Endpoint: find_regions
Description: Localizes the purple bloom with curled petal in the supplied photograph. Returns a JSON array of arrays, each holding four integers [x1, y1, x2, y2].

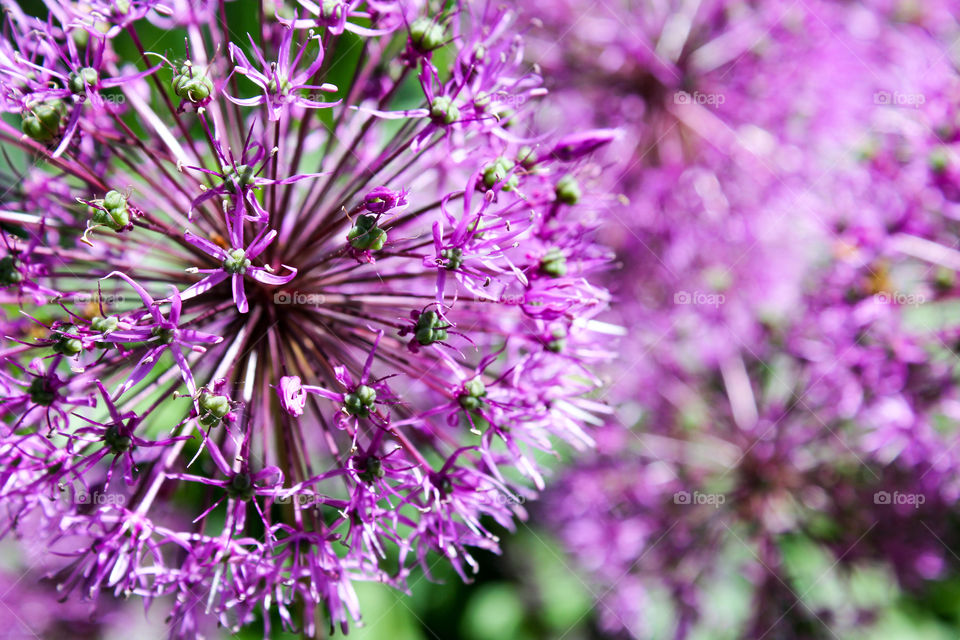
[[226, 27, 339, 120], [182, 227, 296, 313]]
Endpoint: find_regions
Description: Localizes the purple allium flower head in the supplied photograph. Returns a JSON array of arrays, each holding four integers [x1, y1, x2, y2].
[[0, 2, 614, 636]]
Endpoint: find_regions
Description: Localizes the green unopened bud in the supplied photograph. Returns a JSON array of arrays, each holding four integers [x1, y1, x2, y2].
[[221, 164, 255, 194], [344, 384, 377, 417], [348, 214, 387, 251], [440, 247, 463, 270], [199, 392, 231, 426], [226, 472, 255, 500], [555, 174, 581, 205], [0, 256, 23, 286], [52, 327, 83, 357], [173, 64, 213, 103], [517, 145, 539, 168], [430, 96, 460, 125], [458, 377, 486, 410], [482, 157, 517, 191], [356, 456, 385, 483], [414, 310, 448, 345], [540, 247, 567, 277], [92, 190, 131, 232], [28, 377, 56, 406], [409, 17, 445, 53], [104, 424, 133, 454], [222, 248, 251, 275], [21, 100, 65, 142], [91, 315, 119, 334], [68, 67, 99, 93]]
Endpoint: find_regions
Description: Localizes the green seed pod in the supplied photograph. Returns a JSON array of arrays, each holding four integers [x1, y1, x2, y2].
[[440, 247, 463, 270], [21, 101, 65, 142], [68, 67, 99, 94], [344, 384, 377, 417], [409, 17, 445, 53], [53, 328, 83, 357], [104, 424, 133, 454], [91, 315, 119, 334], [173, 64, 214, 104], [222, 248, 251, 275], [540, 247, 567, 278], [555, 174, 581, 205], [429, 96, 460, 125], [356, 456, 385, 483], [482, 157, 518, 191], [226, 472, 255, 500], [458, 377, 487, 410], [517, 145, 539, 168], [199, 392, 232, 426], [28, 377, 56, 406], [348, 214, 387, 251]]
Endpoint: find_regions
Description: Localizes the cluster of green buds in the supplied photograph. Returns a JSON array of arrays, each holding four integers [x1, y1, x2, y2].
[[0, 256, 23, 286], [199, 391, 232, 427], [355, 455, 385, 484], [555, 174, 581, 205], [21, 98, 66, 142], [83, 190, 132, 246], [440, 247, 463, 270], [91, 315, 120, 349], [173, 62, 214, 105], [222, 248, 251, 275], [94, 190, 131, 230], [414, 310, 448, 346], [457, 377, 487, 411], [226, 472, 255, 501], [67, 67, 99, 94], [343, 385, 377, 418], [348, 214, 387, 251], [430, 96, 460, 125], [539, 247, 567, 277], [52, 325, 83, 357], [221, 164, 256, 194], [482, 157, 518, 191], [409, 17, 445, 53]]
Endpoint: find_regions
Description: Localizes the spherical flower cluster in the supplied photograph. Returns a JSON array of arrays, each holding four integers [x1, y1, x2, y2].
[[0, 2, 614, 636], [526, 1, 960, 638]]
